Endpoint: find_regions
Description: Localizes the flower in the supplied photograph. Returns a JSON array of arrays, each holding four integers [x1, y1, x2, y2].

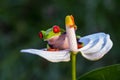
[[65, 15, 78, 52], [21, 32, 113, 62], [20, 15, 113, 62]]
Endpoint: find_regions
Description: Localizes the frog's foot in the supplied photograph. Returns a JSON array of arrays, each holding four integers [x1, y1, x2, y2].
[[77, 42, 83, 49], [47, 48, 59, 51]]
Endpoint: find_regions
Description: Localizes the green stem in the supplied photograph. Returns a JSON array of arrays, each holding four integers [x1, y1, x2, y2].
[[71, 52, 77, 80]]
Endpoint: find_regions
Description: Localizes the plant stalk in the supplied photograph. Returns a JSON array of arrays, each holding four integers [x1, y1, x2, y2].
[[71, 52, 77, 80]]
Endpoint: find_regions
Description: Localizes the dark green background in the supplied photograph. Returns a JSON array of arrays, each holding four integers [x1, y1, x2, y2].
[[0, 0, 120, 80]]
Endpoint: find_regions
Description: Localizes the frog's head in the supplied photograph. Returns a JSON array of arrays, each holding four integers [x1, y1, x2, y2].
[[38, 25, 64, 41]]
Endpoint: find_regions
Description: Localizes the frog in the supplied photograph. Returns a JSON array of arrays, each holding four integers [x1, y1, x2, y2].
[[38, 25, 83, 51]]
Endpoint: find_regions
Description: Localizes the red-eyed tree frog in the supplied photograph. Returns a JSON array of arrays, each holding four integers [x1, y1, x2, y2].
[[38, 25, 83, 51]]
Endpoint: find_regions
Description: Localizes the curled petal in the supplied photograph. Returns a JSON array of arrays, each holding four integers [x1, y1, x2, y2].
[[78, 33, 113, 61], [66, 27, 78, 52], [65, 15, 78, 52], [21, 49, 70, 62], [79, 33, 105, 53]]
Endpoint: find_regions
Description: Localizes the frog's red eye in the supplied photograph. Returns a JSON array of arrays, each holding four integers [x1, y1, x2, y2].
[[38, 32, 43, 39], [53, 25, 60, 33]]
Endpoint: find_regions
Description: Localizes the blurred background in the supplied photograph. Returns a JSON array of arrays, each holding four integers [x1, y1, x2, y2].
[[0, 0, 120, 80]]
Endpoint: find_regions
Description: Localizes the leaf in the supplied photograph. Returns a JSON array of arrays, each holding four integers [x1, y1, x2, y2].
[[78, 64, 120, 80]]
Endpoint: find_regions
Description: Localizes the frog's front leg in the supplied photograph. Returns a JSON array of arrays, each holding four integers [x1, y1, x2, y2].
[[77, 42, 83, 48], [77, 36, 84, 49], [47, 44, 59, 51]]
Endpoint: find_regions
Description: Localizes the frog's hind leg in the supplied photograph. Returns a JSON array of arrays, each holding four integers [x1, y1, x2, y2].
[[47, 44, 59, 51]]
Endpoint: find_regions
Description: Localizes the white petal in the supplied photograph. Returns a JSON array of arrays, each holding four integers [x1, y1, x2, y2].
[[66, 26, 78, 52], [20, 49, 70, 62], [79, 33, 105, 53], [78, 33, 113, 61]]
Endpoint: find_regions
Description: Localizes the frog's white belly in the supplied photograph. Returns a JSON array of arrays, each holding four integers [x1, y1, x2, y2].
[[48, 34, 69, 49]]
